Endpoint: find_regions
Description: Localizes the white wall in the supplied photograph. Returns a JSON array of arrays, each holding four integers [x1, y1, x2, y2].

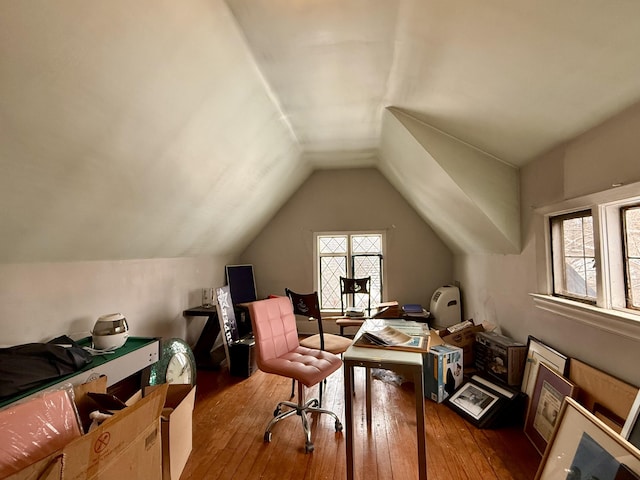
[[240, 167, 454, 333], [0, 255, 234, 347], [455, 101, 640, 387]]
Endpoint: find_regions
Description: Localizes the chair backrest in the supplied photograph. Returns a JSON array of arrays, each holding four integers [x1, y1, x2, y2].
[[285, 289, 325, 350], [248, 297, 300, 369], [340, 276, 371, 315]]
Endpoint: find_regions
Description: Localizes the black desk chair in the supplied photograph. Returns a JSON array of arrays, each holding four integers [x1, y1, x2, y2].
[[285, 288, 352, 404], [336, 276, 371, 336]]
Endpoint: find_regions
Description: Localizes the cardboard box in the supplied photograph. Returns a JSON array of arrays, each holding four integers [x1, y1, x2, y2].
[[9, 380, 168, 480], [439, 324, 484, 367], [146, 384, 196, 480], [423, 344, 463, 403]]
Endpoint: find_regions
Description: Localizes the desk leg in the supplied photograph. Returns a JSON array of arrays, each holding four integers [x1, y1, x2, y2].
[[192, 314, 224, 369], [344, 362, 355, 480], [414, 366, 427, 480], [365, 366, 372, 427]]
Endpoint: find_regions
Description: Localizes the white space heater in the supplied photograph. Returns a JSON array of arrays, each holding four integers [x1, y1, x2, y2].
[[429, 285, 461, 329]]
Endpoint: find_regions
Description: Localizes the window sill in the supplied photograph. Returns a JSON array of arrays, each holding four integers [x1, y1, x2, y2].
[[530, 294, 640, 342]]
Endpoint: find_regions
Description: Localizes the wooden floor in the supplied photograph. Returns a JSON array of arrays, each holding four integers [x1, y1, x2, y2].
[[181, 366, 541, 480]]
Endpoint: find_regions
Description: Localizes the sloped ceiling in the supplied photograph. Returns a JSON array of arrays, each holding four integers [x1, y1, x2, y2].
[[2, 0, 640, 263]]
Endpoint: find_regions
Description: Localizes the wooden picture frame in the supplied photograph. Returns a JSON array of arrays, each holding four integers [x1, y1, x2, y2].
[[525, 362, 578, 455], [622, 390, 640, 450], [536, 397, 640, 479], [521, 335, 568, 399]]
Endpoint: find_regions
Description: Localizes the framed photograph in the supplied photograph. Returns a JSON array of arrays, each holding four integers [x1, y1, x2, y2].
[[449, 381, 499, 419], [536, 397, 640, 480], [521, 335, 568, 398], [622, 390, 640, 450], [446, 374, 523, 429], [525, 362, 578, 454]]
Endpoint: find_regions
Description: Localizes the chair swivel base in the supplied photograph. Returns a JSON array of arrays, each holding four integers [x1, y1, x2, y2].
[[263, 383, 343, 453]]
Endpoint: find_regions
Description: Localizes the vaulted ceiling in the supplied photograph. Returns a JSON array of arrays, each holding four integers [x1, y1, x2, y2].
[[2, 0, 640, 263]]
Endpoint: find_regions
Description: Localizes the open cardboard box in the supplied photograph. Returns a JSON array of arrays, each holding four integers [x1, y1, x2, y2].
[[145, 384, 196, 480], [439, 324, 485, 368], [8, 378, 168, 480]]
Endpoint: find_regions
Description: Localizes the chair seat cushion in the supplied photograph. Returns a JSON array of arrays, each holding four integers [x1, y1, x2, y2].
[[299, 334, 352, 355], [335, 318, 365, 328], [258, 346, 342, 387]]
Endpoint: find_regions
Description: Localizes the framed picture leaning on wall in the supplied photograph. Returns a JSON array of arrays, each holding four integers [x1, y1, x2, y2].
[[521, 335, 569, 400], [622, 390, 640, 450], [525, 362, 578, 455], [536, 397, 640, 480]]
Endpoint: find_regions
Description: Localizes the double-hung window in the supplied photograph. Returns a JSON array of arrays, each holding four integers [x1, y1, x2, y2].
[[315, 232, 384, 312], [536, 184, 640, 339]]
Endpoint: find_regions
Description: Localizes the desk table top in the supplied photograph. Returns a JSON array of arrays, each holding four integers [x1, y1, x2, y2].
[[344, 319, 427, 366]]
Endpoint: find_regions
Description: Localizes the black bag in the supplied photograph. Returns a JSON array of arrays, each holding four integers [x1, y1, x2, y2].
[[0, 336, 92, 399]]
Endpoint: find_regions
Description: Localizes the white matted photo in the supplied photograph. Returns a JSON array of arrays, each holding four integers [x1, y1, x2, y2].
[[449, 381, 499, 420], [521, 336, 568, 399], [525, 362, 578, 455]]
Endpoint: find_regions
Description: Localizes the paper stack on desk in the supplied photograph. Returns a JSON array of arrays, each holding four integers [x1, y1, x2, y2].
[[354, 323, 436, 353]]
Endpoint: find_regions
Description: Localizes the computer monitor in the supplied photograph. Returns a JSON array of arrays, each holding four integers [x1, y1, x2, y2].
[[225, 264, 257, 304]]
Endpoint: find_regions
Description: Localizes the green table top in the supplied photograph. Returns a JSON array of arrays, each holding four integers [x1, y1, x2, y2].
[[0, 336, 158, 409]]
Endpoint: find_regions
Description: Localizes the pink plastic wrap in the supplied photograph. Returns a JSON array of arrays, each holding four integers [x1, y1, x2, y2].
[[0, 385, 82, 478]]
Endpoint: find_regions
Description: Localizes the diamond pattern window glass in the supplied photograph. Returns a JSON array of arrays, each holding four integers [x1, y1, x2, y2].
[[319, 236, 347, 254], [317, 233, 384, 311]]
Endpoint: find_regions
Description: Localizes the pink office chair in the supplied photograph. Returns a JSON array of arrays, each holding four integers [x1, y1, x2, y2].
[[248, 296, 344, 453]]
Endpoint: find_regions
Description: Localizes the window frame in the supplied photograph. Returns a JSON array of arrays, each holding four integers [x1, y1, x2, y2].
[[314, 231, 386, 312], [532, 182, 640, 342], [550, 209, 598, 305], [621, 204, 640, 311]]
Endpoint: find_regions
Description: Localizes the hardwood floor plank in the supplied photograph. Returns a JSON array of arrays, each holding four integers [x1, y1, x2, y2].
[[182, 365, 540, 480]]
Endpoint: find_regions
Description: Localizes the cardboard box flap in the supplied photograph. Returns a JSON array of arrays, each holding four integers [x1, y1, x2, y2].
[[62, 383, 168, 479], [145, 384, 193, 410]]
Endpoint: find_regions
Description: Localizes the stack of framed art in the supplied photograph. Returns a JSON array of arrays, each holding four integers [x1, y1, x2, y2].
[[521, 336, 575, 454], [519, 335, 640, 480], [443, 328, 640, 467], [536, 397, 640, 479]]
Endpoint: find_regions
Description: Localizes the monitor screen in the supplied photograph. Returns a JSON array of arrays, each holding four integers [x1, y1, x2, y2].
[[225, 264, 257, 304]]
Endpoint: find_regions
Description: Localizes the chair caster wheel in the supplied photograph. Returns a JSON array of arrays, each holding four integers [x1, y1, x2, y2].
[[305, 442, 314, 454], [264, 432, 272, 443], [273, 407, 281, 417], [335, 421, 343, 432]]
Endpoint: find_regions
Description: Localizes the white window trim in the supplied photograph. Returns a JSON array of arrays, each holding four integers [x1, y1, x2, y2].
[[313, 230, 387, 312], [533, 181, 640, 342], [530, 293, 640, 341]]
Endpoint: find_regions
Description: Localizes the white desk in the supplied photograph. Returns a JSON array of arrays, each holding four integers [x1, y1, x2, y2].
[[343, 320, 427, 480]]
